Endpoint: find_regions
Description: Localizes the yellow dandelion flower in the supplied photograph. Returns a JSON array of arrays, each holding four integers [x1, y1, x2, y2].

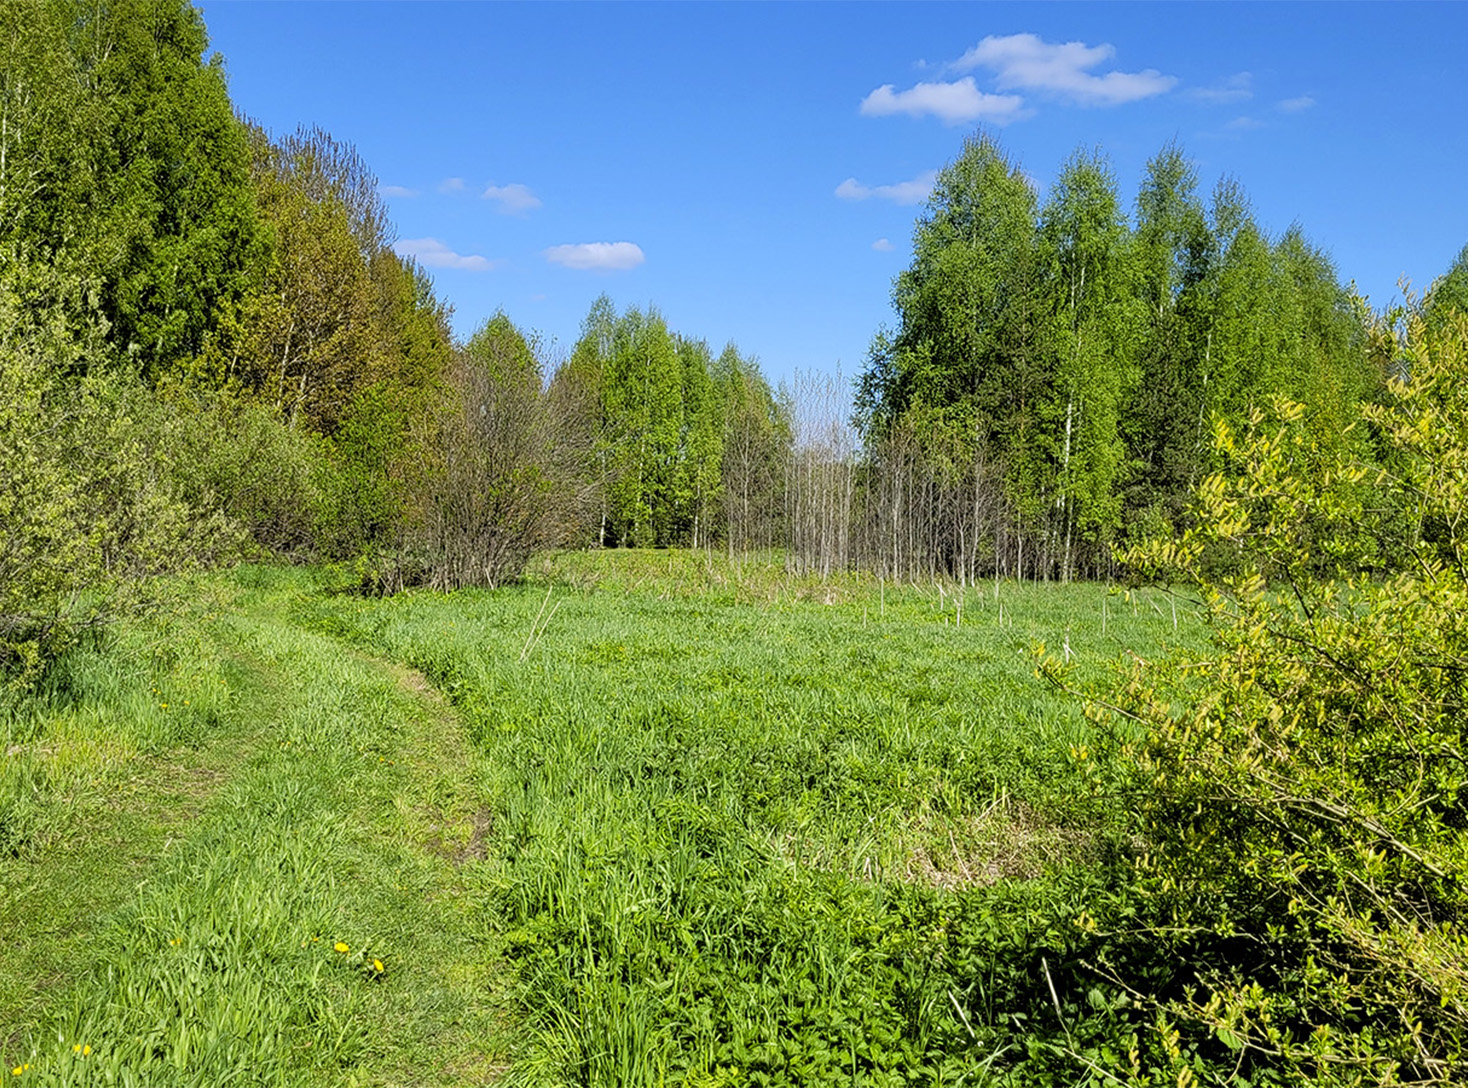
[[334, 941, 349, 953], [12, 1066, 22, 1076], [73, 1045, 81, 1053], [372, 959, 384, 973], [82, 1047, 90, 1057]]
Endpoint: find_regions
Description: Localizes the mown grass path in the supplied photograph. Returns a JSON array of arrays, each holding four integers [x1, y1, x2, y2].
[[1, 571, 510, 1086]]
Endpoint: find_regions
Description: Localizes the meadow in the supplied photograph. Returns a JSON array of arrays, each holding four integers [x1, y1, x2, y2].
[[1, 550, 1193, 1086]]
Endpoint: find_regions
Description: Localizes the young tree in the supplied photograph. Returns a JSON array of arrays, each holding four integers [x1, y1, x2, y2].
[[676, 336, 723, 548], [409, 314, 559, 589], [715, 344, 789, 552], [1124, 142, 1211, 530]]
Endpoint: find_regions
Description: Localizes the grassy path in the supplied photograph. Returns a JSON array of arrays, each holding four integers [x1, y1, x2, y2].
[[1, 571, 509, 1086]]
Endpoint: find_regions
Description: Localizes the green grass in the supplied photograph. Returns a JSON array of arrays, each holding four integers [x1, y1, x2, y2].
[[2, 551, 1198, 1086], [2, 568, 507, 1087], [301, 550, 1193, 1085]]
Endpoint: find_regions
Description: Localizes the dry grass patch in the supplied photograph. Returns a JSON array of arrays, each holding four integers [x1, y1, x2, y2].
[[901, 792, 1100, 890]]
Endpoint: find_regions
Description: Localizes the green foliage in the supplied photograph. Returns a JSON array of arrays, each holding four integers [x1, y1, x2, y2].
[[0, 0, 268, 374], [1089, 314, 1468, 1084], [559, 299, 778, 551], [1424, 241, 1468, 332], [390, 313, 570, 591], [0, 265, 236, 686], [1038, 149, 1142, 570], [859, 134, 1377, 581], [715, 343, 791, 551]]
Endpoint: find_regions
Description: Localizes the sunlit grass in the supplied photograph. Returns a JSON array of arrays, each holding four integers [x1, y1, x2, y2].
[[2, 551, 1199, 1086], [302, 549, 1195, 1084]]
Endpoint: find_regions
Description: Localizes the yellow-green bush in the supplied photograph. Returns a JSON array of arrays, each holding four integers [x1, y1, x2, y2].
[[1099, 313, 1468, 1084]]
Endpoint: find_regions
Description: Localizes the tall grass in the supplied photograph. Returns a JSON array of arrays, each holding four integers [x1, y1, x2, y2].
[[4, 552, 1197, 1084], [303, 549, 1193, 1085]]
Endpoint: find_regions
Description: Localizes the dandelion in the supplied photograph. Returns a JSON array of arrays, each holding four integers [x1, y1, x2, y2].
[[334, 941, 349, 953], [83, 1047, 90, 1057], [372, 958, 384, 973]]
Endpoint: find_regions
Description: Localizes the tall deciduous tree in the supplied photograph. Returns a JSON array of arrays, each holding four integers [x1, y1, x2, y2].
[[1038, 149, 1140, 578]]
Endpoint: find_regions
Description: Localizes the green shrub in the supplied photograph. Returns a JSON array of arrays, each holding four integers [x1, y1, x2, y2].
[[1092, 313, 1468, 1085], [0, 266, 237, 688]]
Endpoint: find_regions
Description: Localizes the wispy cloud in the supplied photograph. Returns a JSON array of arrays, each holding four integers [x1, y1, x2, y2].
[[379, 184, 419, 199], [1278, 95, 1316, 113], [1191, 72, 1253, 105], [394, 237, 498, 272], [860, 78, 1026, 125], [872, 238, 894, 252], [482, 183, 542, 214], [544, 242, 645, 272], [835, 170, 937, 206], [951, 33, 1176, 106], [438, 177, 467, 194], [1225, 115, 1266, 132]]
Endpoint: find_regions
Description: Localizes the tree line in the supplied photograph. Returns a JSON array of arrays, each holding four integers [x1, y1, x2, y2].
[[5, 0, 1468, 681], [811, 133, 1442, 584], [0, 0, 796, 677]]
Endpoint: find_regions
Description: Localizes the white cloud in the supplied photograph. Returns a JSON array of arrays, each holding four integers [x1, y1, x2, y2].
[[482, 183, 542, 214], [1225, 115, 1265, 131], [872, 238, 894, 252], [393, 237, 497, 272], [860, 78, 1026, 125], [952, 33, 1176, 106], [1278, 95, 1316, 112], [835, 170, 938, 206], [1191, 72, 1253, 104], [379, 184, 419, 198], [438, 177, 467, 194], [544, 242, 645, 272]]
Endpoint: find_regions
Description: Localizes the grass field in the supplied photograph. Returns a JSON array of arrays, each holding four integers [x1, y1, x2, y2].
[[2, 551, 1195, 1086]]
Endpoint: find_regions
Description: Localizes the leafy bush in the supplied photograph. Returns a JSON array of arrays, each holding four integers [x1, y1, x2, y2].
[[1092, 313, 1468, 1085], [392, 314, 585, 592], [0, 267, 237, 688]]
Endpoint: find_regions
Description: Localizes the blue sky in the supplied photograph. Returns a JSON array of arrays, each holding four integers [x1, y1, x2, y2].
[[201, 2, 1468, 384]]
